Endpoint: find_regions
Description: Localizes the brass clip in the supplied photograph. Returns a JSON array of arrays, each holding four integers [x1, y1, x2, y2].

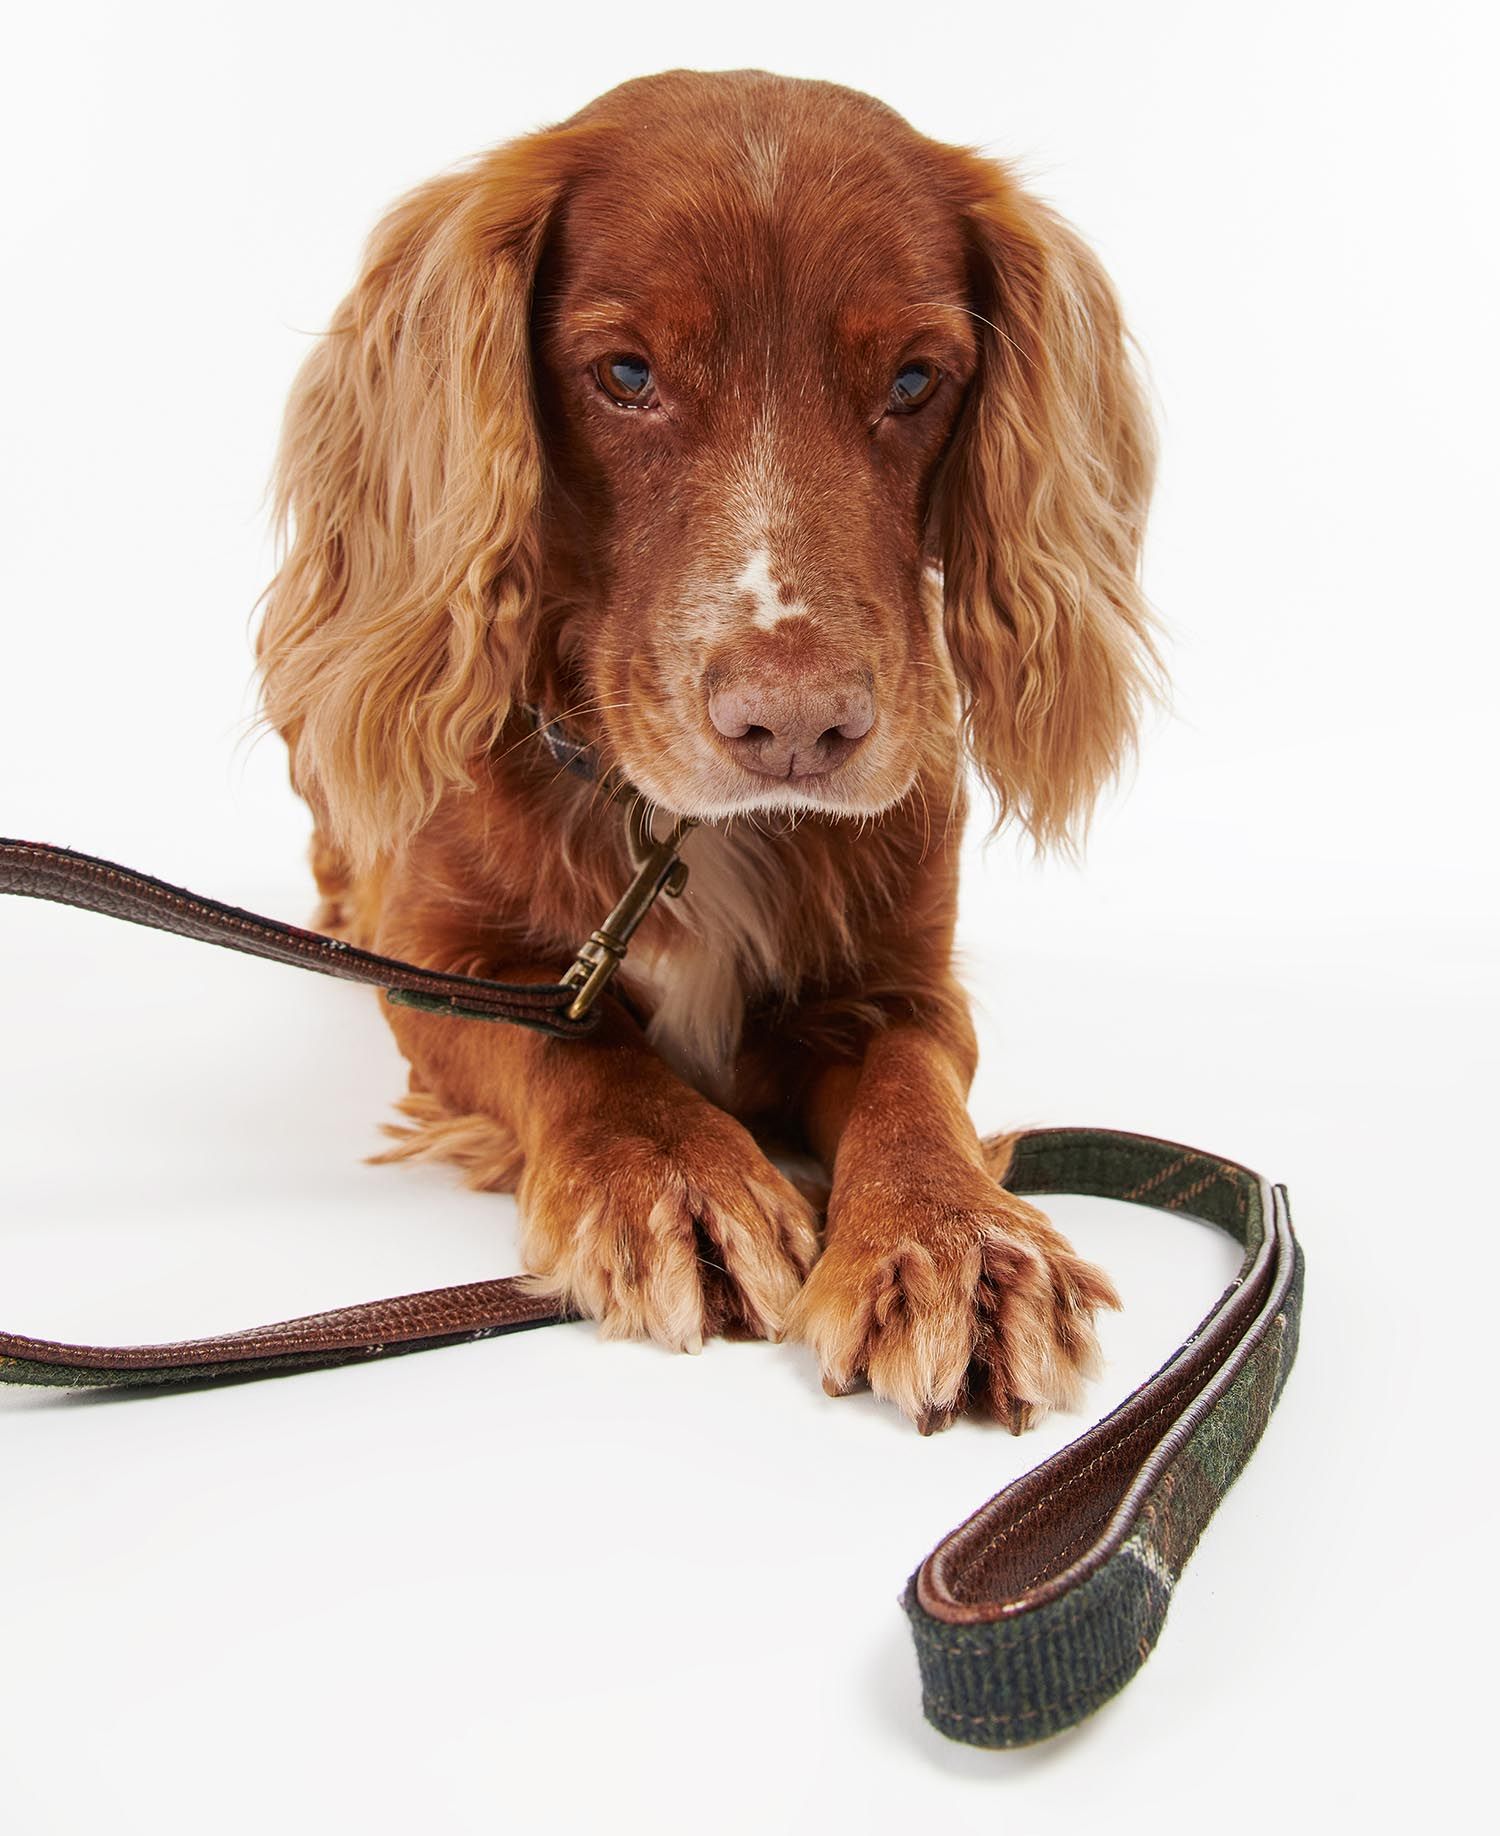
[[561, 797, 697, 1021]]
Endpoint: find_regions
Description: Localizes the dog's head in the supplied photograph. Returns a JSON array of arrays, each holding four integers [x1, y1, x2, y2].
[[260, 69, 1157, 864]]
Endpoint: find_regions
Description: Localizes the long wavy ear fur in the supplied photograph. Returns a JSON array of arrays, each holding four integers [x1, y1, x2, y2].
[[256, 126, 588, 868], [931, 152, 1160, 849]]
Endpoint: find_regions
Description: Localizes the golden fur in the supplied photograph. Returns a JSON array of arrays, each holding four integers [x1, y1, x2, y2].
[[257, 69, 1157, 1431]]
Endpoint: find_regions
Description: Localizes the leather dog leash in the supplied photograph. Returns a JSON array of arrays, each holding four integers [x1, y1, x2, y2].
[[0, 834, 1303, 1747], [0, 819, 692, 1034]]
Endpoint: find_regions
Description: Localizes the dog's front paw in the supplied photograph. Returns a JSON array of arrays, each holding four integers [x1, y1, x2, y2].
[[516, 1107, 820, 1351], [786, 1169, 1119, 1433]]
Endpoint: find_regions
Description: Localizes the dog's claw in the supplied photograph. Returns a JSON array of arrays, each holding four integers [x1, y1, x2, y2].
[[915, 1403, 960, 1436], [1005, 1396, 1033, 1436]]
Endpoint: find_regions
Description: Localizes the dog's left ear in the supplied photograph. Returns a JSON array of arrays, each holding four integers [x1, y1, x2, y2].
[[929, 153, 1159, 847]]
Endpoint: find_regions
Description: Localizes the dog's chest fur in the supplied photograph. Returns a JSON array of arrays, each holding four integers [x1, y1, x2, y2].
[[621, 824, 800, 1102]]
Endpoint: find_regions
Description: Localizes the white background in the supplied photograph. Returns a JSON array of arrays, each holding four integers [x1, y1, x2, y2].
[[2, 2, 1494, 1828]]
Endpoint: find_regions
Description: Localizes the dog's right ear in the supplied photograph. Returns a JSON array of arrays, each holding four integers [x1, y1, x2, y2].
[[257, 124, 590, 869]]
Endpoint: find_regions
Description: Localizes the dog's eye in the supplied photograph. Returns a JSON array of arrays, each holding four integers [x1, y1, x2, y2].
[[889, 361, 940, 412], [597, 355, 656, 407]]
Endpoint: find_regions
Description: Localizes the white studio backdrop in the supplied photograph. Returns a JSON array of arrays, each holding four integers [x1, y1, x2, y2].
[[1, 3, 1494, 1830]]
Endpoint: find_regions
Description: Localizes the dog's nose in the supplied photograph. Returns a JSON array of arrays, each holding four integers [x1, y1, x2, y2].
[[707, 671, 875, 779]]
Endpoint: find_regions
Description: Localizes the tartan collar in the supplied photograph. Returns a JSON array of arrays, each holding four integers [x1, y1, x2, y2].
[[522, 704, 602, 784]]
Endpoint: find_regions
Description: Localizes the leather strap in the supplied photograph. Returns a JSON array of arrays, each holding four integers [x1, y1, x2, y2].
[[0, 839, 1303, 1747], [0, 1277, 568, 1389], [0, 837, 596, 1037]]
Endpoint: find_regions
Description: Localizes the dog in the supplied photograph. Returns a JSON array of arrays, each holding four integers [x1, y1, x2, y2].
[[256, 68, 1158, 1433]]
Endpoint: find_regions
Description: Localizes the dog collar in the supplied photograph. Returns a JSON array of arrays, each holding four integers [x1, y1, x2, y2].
[[518, 705, 704, 1018], [522, 703, 603, 784]]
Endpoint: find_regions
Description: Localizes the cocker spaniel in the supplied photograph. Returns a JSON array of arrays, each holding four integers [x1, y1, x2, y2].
[[257, 68, 1158, 1433]]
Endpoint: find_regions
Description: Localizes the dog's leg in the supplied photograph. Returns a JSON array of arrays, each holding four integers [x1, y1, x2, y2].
[[383, 989, 819, 1348], [787, 1018, 1119, 1432]]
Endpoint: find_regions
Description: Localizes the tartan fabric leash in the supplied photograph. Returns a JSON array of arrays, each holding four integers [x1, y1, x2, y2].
[[0, 834, 1303, 1748]]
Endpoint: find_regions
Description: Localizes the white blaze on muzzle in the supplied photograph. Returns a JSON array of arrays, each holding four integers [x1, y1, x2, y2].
[[734, 544, 812, 631]]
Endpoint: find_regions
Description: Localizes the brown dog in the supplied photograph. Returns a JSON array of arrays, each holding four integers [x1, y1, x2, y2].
[[257, 68, 1157, 1433]]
